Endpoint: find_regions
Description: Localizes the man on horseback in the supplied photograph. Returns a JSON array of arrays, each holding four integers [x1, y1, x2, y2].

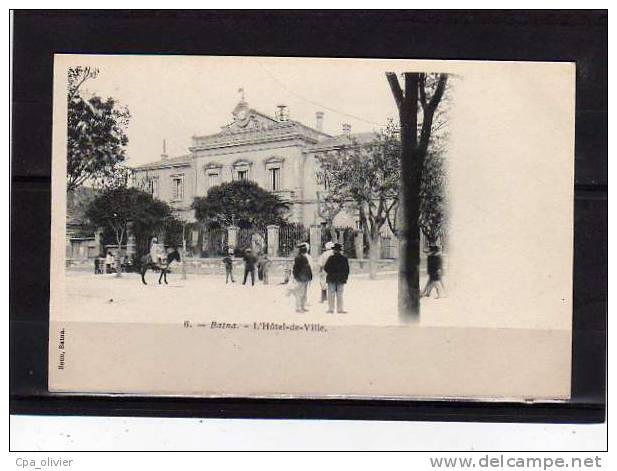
[[141, 238, 181, 285], [149, 237, 163, 266], [141, 244, 180, 285]]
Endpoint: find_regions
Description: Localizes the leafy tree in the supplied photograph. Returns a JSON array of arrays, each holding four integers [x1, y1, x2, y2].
[[66, 186, 98, 237], [67, 67, 131, 191], [191, 180, 290, 230], [316, 126, 400, 279], [419, 149, 447, 247], [162, 217, 186, 248], [386, 146, 448, 248], [85, 187, 179, 275], [315, 188, 343, 243], [132, 169, 155, 194], [386, 71, 450, 320], [68, 66, 99, 100]]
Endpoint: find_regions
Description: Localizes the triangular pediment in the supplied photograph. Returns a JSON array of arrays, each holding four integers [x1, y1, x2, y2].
[[190, 100, 331, 151], [221, 107, 279, 134]]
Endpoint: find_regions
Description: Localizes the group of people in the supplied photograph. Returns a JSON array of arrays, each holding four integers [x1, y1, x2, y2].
[[222, 248, 273, 285], [100, 235, 445, 306], [94, 251, 130, 274], [95, 237, 167, 275], [222, 241, 350, 314], [293, 241, 350, 314]]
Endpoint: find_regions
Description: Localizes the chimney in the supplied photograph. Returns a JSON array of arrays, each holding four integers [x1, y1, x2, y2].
[[315, 111, 324, 132], [276, 104, 288, 122], [342, 123, 351, 135], [161, 139, 168, 161]]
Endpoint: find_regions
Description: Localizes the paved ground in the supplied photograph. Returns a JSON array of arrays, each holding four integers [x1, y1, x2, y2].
[[57, 268, 453, 327]]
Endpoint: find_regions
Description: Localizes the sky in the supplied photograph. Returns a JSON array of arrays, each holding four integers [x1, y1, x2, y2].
[[68, 55, 411, 167]]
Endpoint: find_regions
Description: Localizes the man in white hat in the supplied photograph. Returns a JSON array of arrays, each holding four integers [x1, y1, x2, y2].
[[317, 241, 335, 303], [223, 247, 235, 284]]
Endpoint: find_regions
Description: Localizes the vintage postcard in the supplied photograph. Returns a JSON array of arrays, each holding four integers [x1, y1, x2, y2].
[[49, 55, 574, 399]]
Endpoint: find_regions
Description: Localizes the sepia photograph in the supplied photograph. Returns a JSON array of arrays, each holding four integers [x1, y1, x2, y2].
[[49, 55, 574, 399], [61, 57, 455, 326]]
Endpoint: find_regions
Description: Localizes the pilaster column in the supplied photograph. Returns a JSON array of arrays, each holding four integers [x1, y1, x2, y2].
[[227, 226, 239, 250], [309, 225, 322, 258], [267, 225, 280, 257], [354, 230, 365, 260], [293, 187, 304, 223], [391, 237, 400, 260]]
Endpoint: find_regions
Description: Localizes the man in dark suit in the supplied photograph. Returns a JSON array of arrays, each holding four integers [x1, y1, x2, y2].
[[242, 248, 258, 286], [421, 245, 445, 298], [323, 243, 350, 313], [292, 243, 312, 312]]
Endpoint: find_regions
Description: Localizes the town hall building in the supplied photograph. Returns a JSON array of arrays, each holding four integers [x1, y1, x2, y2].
[[132, 98, 377, 230]]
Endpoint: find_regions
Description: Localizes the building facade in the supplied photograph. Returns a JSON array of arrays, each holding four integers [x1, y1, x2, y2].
[[133, 99, 372, 229]]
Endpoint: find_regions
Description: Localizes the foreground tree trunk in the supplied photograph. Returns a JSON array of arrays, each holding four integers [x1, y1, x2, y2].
[[397, 73, 421, 321], [386, 72, 421, 320], [387, 72, 448, 322]]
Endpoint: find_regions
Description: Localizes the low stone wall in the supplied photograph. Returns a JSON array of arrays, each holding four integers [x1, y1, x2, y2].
[[66, 258, 97, 270], [179, 257, 397, 276], [66, 256, 399, 275]]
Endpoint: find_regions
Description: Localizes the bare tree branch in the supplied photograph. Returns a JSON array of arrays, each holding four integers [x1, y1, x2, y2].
[[386, 72, 404, 109], [427, 74, 448, 114], [419, 74, 449, 152], [418, 73, 428, 110]]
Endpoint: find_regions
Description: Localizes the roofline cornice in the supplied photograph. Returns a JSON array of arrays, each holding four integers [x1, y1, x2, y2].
[[133, 161, 192, 171], [189, 132, 320, 152]]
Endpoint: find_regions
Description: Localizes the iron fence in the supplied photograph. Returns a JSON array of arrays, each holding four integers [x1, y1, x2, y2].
[[201, 227, 228, 257], [333, 226, 357, 258], [380, 235, 399, 259], [279, 224, 309, 257], [237, 227, 267, 255]]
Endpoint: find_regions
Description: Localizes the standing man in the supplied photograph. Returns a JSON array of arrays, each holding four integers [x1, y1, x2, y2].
[[261, 254, 272, 285], [317, 241, 335, 303], [242, 248, 258, 286], [223, 248, 235, 284], [324, 243, 350, 314], [292, 243, 313, 313], [257, 253, 264, 282], [421, 245, 446, 298]]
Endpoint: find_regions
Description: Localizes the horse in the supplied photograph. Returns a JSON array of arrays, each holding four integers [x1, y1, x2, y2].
[[140, 249, 181, 285]]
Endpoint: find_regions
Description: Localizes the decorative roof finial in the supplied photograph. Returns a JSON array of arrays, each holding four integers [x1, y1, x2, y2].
[[238, 87, 245, 102]]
